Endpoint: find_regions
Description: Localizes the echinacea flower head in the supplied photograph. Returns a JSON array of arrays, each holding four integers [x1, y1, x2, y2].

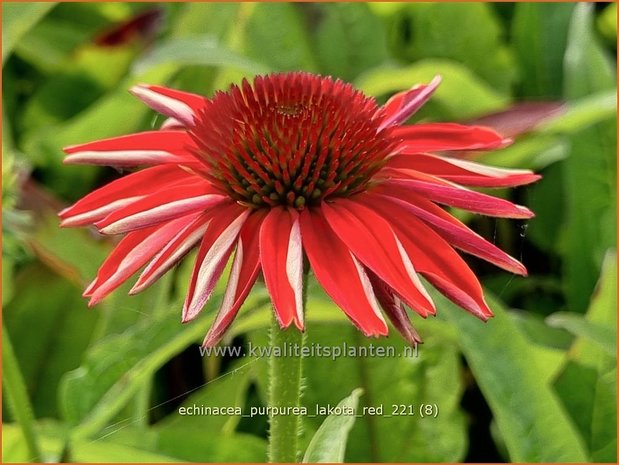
[[61, 72, 539, 347]]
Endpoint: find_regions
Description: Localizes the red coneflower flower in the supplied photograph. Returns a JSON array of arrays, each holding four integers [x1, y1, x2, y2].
[[60, 72, 539, 347]]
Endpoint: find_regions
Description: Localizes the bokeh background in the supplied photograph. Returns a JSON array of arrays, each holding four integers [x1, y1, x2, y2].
[[2, 2, 617, 463]]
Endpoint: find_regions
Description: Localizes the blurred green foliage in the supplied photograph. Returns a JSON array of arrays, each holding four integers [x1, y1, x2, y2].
[[2, 2, 616, 463]]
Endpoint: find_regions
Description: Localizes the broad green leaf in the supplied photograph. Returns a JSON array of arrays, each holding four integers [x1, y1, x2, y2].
[[59, 307, 214, 439], [2, 2, 57, 64], [133, 36, 270, 76], [59, 288, 271, 440], [170, 3, 241, 40], [311, 3, 388, 81], [303, 388, 363, 463], [562, 3, 617, 312], [20, 45, 135, 134], [553, 252, 617, 462], [2, 423, 64, 463], [546, 312, 615, 355], [442, 292, 588, 462], [244, 3, 318, 72], [4, 265, 100, 418], [525, 162, 567, 253], [389, 3, 515, 92], [70, 440, 178, 463], [101, 425, 267, 462], [511, 3, 575, 97], [598, 3, 617, 43], [356, 60, 508, 120], [13, 19, 87, 73], [155, 430, 266, 462], [540, 90, 616, 134]]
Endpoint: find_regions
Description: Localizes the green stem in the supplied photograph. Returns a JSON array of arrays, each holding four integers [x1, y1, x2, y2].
[[268, 296, 306, 462], [2, 324, 43, 461]]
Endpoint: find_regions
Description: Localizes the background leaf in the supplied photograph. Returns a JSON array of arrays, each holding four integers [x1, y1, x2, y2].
[[303, 388, 363, 463]]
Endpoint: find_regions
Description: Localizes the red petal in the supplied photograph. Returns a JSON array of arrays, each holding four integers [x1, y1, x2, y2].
[[379, 76, 441, 130], [363, 193, 492, 320], [130, 84, 207, 126], [85, 214, 198, 305], [382, 175, 534, 219], [393, 123, 509, 152], [203, 211, 267, 347], [130, 213, 211, 294], [322, 199, 435, 317], [95, 183, 226, 235], [385, 153, 541, 187], [63, 131, 201, 166], [182, 203, 249, 322], [259, 207, 304, 330], [375, 184, 527, 275], [300, 208, 388, 337], [59, 165, 196, 227], [367, 271, 422, 345]]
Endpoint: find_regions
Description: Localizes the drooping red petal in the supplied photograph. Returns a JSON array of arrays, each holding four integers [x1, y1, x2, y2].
[[385, 153, 541, 187], [95, 183, 226, 235], [129, 213, 212, 294], [381, 175, 534, 219], [367, 271, 422, 345], [85, 214, 199, 306], [63, 131, 201, 166], [202, 210, 267, 347], [393, 123, 509, 152], [300, 208, 388, 336], [130, 84, 207, 126], [182, 202, 249, 322], [322, 199, 435, 317], [374, 184, 527, 275], [259, 207, 304, 330], [59, 165, 196, 227], [378, 76, 442, 130], [363, 193, 492, 320]]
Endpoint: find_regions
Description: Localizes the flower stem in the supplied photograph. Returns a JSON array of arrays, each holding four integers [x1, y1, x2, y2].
[[2, 324, 43, 461], [267, 315, 305, 462]]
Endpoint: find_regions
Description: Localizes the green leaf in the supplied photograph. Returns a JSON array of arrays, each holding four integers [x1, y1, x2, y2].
[[356, 60, 508, 120], [303, 388, 363, 463], [442, 291, 588, 462], [59, 308, 215, 438], [598, 3, 617, 43], [540, 89, 616, 134], [133, 36, 270, 76], [4, 265, 100, 418], [546, 313, 615, 356], [70, 440, 178, 463], [553, 252, 617, 462], [244, 3, 318, 72], [389, 3, 515, 92], [562, 3, 617, 312], [2, 2, 57, 65], [311, 3, 388, 81], [511, 3, 575, 97]]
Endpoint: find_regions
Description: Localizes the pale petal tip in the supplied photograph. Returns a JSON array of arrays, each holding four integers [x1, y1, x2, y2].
[[516, 205, 535, 219], [429, 75, 443, 86], [128, 282, 145, 295]]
